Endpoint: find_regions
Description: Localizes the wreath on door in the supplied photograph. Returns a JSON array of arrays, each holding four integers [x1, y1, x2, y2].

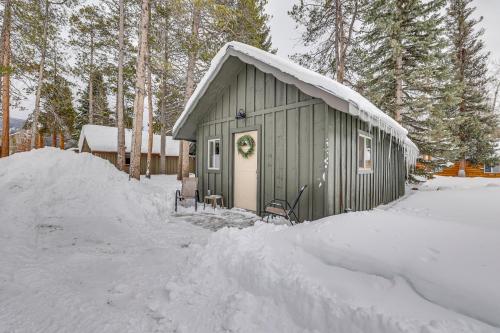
[[237, 135, 255, 159]]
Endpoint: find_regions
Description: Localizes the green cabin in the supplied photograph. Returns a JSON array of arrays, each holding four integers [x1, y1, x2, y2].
[[174, 42, 418, 222]]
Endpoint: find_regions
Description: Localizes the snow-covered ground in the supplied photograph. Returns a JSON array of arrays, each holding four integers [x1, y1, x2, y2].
[[1, 149, 499, 332]]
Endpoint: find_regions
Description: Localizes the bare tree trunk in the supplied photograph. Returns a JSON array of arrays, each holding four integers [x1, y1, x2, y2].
[[159, 72, 167, 174], [145, 42, 153, 178], [1, 0, 12, 157], [30, 0, 50, 149], [129, 0, 150, 180], [458, 158, 466, 177], [37, 133, 44, 148], [88, 31, 95, 124], [0, 3, 3, 113], [334, 0, 343, 83], [52, 132, 57, 147], [159, 8, 169, 175], [395, 53, 403, 123], [60, 132, 65, 149], [178, 3, 201, 180], [492, 81, 500, 113], [116, 0, 126, 171]]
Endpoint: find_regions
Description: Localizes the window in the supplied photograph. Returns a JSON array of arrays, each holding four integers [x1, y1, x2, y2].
[[358, 133, 372, 172], [208, 139, 221, 170], [125, 153, 131, 165], [484, 163, 500, 173]]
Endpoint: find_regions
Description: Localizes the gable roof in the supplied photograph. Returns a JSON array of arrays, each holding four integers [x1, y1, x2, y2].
[[78, 125, 179, 156], [176, 42, 416, 145]]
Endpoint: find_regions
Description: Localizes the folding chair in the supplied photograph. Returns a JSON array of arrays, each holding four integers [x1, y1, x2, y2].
[[262, 185, 307, 225], [175, 177, 199, 212]]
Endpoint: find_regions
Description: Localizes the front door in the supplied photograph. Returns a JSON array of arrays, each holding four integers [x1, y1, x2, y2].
[[233, 131, 258, 211]]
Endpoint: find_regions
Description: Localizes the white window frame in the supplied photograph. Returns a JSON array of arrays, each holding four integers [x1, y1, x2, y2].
[[484, 163, 500, 174], [358, 132, 373, 173], [207, 138, 221, 171]]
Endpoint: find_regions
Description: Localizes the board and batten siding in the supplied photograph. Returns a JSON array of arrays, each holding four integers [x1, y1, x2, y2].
[[196, 63, 405, 221]]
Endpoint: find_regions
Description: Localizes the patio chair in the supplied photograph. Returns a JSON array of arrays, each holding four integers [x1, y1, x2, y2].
[[175, 177, 199, 212], [262, 185, 308, 225]]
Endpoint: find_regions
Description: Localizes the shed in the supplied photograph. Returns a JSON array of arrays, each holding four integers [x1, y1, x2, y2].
[[173, 42, 418, 221], [78, 125, 194, 175]]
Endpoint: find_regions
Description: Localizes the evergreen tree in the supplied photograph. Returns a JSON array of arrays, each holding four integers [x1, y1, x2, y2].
[[101, 0, 139, 170], [1, 0, 12, 157], [212, 0, 272, 51], [357, 0, 458, 164], [74, 71, 113, 137], [289, 0, 361, 84], [69, 4, 110, 125], [129, 0, 150, 180], [40, 74, 75, 142], [446, 0, 498, 164]]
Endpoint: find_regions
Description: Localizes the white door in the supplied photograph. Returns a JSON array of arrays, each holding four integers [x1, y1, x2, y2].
[[233, 131, 258, 211]]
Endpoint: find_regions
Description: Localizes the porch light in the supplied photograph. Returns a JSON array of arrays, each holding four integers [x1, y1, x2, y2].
[[236, 109, 246, 119]]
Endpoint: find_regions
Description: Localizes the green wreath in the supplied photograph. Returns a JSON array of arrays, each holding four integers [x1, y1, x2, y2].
[[237, 135, 255, 159]]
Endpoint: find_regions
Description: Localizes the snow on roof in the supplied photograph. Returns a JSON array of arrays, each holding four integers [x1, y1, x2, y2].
[[173, 42, 418, 162], [78, 125, 179, 156]]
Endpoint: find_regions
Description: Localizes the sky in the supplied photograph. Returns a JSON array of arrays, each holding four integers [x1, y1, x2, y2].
[[265, 0, 500, 62]]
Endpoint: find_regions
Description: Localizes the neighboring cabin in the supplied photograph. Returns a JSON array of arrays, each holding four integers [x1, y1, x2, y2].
[[79, 125, 194, 175], [173, 42, 418, 222], [437, 142, 500, 178]]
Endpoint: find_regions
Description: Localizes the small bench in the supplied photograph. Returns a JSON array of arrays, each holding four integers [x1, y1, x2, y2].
[[204, 194, 224, 210]]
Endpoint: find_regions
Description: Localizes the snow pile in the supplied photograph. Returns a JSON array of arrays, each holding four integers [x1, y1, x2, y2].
[[174, 41, 419, 165], [160, 179, 500, 332], [78, 124, 180, 155], [392, 176, 500, 230], [0, 148, 168, 232], [0, 148, 210, 332]]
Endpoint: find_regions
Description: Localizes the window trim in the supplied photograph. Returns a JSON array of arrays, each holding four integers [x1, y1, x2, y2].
[[207, 137, 221, 173], [484, 163, 500, 174], [358, 131, 373, 174]]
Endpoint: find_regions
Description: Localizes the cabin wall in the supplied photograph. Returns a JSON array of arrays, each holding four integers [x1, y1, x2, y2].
[[325, 106, 405, 218], [91, 151, 194, 175], [437, 161, 500, 178], [196, 63, 406, 221]]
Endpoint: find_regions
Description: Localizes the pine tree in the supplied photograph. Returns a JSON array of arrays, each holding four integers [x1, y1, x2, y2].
[[40, 74, 76, 145], [289, 0, 361, 84], [357, 0, 457, 165], [177, 0, 201, 180], [150, 0, 193, 174], [212, 0, 272, 51], [101, 0, 140, 170], [129, 0, 150, 180], [28, 0, 50, 149], [74, 71, 113, 137], [446, 0, 498, 165], [70, 4, 110, 125], [117, 0, 126, 170], [1, 0, 12, 157]]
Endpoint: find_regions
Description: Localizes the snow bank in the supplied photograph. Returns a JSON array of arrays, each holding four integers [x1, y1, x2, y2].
[[0, 148, 168, 231], [78, 124, 180, 155], [161, 182, 500, 332], [0, 148, 210, 332], [392, 176, 500, 230]]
